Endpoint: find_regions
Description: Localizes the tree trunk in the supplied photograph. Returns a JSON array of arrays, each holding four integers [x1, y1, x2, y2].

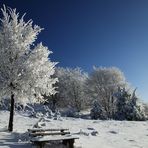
[[8, 93, 15, 132]]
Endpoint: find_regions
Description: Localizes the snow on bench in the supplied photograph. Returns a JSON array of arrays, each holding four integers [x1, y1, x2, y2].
[[28, 128, 79, 148]]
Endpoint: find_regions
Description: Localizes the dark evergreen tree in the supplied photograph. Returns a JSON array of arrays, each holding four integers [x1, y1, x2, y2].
[[90, 100, 107, 120], [125, 90, 146, 121], [114, 88, 130, 120], [115, 88, 146, 121]]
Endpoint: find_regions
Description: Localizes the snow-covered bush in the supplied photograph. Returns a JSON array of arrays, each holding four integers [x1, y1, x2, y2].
[[0, 5, 58, 131], [0, 97, 10, 110], [53, 109, 61, 120], [90, 100, 107, 120], [60, 106, 79, 117], [18, 103, 55, 119]]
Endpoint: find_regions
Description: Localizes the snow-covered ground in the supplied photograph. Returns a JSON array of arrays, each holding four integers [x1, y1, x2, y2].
[[0, 110, 148, 148]]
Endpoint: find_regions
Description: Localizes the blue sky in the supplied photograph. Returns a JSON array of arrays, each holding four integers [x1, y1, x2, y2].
[[0, 0, 148, 102]]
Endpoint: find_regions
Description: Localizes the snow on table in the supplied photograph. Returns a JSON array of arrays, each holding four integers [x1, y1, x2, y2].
[[31, 135, 79, 142]]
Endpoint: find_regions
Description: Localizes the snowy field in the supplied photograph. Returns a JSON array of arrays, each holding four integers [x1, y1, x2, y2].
[[0, 111, 148, 148]]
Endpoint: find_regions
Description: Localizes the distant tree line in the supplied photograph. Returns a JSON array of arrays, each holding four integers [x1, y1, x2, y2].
[[51, 66, 147, 121]]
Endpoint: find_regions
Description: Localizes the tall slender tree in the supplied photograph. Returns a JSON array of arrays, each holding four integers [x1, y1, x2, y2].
[[0, 6, 58, 131]]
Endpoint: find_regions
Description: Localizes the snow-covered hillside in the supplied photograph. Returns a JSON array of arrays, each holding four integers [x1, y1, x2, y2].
[[0, 111, 148, 148]]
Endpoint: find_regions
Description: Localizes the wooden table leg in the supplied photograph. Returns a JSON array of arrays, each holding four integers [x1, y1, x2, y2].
[[63, 139, 68, 146], [63, 139, 75, 148], [69, 139, 74, 148], [35, 141, 45, 148]]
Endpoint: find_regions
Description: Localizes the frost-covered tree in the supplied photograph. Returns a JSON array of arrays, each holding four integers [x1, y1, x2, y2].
[[143, 103, 148, 118], [126, 91, 146, 121], [54, 67, 88, 111], [114, 88, 131, 120], [86, 66, 128, 118], [90, 100, 107, 120], [115, 88, 146, 121], [0, 6, 58, 131]]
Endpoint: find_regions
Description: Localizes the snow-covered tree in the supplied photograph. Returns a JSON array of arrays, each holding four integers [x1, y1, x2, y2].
[[114, 88, 131, 120], [143, 103, 148, 118], [54, 67, 88, 111], [86, 67, 128, 118], [126, 91, 146, 121], [0, 6, 58, 131], [90, 100, 107, 120], [115, 88, 146, 121]]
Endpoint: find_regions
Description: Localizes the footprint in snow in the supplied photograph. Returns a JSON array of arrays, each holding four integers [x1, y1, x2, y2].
[[87, 127, 95, 130], [91, 131, 98, 136], [128, 139, 135, 142], [131, 145, 143, 148], [108, 130, 118, 134]]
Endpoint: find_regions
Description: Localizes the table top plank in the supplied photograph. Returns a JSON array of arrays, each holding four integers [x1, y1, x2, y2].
[[28, 128, 69, 132], [31, 135, 79, 142], [30, 131, 70, 136]]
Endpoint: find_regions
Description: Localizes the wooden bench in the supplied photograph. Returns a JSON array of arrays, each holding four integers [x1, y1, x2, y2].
[[28, 128, 79, 148]]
